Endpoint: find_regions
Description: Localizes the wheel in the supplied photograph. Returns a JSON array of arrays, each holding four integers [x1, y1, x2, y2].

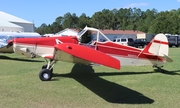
[[39, 69, 52, 81], [42, 65, 53, 73], [42, 65, 47, 69]]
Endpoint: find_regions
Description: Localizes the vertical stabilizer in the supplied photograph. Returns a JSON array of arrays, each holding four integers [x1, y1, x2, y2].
[[143, 33, 173, 62]]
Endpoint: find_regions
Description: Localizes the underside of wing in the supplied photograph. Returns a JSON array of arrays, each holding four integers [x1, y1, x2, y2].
[[54, 43, 120, 70]]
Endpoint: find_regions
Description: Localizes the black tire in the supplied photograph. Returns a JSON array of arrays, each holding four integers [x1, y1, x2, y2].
[[42, 65, 53, 73], [42, 65, 47, 69], [39, 69, 52, 81]]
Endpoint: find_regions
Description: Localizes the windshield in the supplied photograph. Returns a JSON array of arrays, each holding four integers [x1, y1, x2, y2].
[[78, 26, 111, 44], [77, 29, 86, 37]]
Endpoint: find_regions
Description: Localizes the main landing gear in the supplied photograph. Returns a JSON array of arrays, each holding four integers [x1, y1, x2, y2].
[[39, 59, 57, 81]]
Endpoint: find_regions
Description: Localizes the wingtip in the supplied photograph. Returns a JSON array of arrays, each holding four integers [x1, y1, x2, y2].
[[114, 61, 121, 70]]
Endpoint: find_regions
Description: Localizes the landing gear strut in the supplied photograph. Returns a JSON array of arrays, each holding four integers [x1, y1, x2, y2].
[[39, 59, 57, 81]]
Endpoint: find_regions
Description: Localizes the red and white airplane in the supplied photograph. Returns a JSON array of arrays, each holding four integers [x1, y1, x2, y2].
[[9, 26, 173, 81]]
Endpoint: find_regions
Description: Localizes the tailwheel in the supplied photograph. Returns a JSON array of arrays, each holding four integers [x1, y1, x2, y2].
[[153, 65, 164, 72], [39, 69, 52, 81]]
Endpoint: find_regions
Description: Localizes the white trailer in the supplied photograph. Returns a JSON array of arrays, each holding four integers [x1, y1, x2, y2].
[[165, 34, 180, 47]]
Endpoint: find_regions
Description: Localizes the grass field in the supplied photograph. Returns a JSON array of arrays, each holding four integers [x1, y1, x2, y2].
[[0, 48, 180, 108]]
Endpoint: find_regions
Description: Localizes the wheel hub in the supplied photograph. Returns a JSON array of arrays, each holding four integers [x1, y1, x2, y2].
[[43, 73, 49, 79]]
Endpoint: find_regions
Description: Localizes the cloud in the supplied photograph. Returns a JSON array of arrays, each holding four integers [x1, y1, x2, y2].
[[123, 3, 149, 8], [177, 0, 180, 2]]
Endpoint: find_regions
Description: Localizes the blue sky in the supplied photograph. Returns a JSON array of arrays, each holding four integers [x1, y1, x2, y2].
[[1, 0, 180, 27]]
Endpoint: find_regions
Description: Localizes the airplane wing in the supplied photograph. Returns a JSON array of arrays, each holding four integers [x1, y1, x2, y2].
[[54, 43, 120, 69]]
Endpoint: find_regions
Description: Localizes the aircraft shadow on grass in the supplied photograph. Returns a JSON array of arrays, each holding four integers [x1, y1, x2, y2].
[[0, 55, 43, 62], [53, 64, 158, 104], [154, 68, 180, 75]]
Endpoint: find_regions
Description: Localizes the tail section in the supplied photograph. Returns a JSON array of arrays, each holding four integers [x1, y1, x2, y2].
[[143, 33, 173, 62]]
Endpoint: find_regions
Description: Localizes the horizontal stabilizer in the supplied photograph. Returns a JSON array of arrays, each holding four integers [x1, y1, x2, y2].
[[163, 55, 173, 62], [54, 43, 120, 69]]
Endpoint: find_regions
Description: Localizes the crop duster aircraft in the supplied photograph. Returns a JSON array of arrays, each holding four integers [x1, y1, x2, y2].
[[8, 26, 173, 81]]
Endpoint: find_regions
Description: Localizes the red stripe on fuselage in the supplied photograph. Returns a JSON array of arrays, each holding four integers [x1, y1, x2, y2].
[[153, 40, 168, 45]]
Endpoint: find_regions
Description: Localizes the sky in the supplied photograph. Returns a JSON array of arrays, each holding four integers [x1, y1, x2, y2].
[[1, 0, 180, 27]]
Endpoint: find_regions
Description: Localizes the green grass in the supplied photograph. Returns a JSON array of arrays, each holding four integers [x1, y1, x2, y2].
[[0, 48, 180, 108]]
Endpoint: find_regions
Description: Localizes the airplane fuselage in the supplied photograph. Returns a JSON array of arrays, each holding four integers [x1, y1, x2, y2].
[[13, 36, 164, 67]]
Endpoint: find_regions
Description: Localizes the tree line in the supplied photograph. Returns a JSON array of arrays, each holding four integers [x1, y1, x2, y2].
[[35, 8, 180, 35]]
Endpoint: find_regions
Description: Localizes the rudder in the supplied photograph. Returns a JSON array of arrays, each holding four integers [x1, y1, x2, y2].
[[143, 34, 172, 62]]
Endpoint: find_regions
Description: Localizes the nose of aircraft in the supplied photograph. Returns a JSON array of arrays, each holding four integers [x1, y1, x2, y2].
[[7, 40, 14, 48], [11, 38, 37, 58], [10, 38, 18, 53], [0, 39, 14, 53]]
